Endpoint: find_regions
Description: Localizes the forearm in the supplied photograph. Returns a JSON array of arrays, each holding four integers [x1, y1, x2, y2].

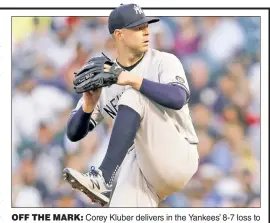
[[128, 76, 187, 110], [66, 106, 95, 142]]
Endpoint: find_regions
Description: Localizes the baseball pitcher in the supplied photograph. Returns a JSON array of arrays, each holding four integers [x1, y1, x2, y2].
[[63, 3, 199, 207]]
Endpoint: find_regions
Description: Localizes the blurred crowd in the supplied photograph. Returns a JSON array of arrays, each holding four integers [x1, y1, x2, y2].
[[12, 16, 260, 208]]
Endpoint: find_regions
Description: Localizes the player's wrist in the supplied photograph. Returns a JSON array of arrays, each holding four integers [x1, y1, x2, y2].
[[82, 103, 94, 113], [128, 74, 143, 90]]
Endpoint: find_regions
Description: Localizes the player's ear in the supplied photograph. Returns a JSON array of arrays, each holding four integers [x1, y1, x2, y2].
[[114, 29, 123, 41]]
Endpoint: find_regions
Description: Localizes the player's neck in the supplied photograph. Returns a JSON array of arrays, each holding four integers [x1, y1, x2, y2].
[[117, 51, 144, 67]]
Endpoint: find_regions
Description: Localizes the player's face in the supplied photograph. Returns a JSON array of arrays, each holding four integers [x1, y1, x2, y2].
[[122, 23, 150, 54]]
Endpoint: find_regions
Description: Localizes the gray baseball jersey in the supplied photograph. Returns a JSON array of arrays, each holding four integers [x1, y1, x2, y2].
[[72, 49, 199, 206], [73, 48, 198, 145]]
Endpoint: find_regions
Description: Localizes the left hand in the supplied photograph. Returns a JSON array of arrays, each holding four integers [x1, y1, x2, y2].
[[104, 64, 131, 86]]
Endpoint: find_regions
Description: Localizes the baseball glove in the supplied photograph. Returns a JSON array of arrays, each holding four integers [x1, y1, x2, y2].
[[73, 54, 124, 93]]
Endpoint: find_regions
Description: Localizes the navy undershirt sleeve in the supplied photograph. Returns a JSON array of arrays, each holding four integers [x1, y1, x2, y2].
[[139, 78, 187, 110], [66, 106, 95, 142]]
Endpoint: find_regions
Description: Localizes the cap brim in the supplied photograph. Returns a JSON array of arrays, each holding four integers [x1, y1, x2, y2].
[[125, 17, 159, 29]]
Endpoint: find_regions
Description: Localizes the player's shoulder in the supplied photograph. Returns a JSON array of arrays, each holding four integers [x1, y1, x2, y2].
[[150, 48, 181, 64]]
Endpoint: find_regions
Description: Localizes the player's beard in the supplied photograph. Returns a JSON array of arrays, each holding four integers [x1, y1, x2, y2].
[[131, 43, 148, 57], [134, 48, 146, 58], [119, 40, 147, 61]]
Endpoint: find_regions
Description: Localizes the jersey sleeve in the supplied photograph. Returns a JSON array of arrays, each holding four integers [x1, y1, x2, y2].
[[72, 97, 104, 128], [158, 53, 190, 103]]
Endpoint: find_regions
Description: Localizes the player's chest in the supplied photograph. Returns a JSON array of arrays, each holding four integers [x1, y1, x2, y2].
[[133, 64, 160, 82]]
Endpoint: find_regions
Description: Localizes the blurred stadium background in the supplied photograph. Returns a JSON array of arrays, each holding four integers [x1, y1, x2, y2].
[[12, 16, 260, 208]]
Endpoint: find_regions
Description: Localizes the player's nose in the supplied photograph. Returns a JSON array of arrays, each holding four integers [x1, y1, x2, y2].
[[143, 26, 149, 36]]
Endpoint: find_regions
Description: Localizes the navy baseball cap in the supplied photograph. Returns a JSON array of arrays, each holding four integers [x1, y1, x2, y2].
[[108, 4, 159, 34]]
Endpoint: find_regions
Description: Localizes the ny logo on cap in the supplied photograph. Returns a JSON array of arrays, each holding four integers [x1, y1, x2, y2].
[[134, 5, 143, 14]]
